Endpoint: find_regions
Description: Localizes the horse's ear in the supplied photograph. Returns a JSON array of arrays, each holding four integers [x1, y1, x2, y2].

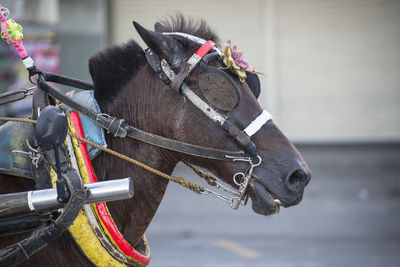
[[245, 71, 261, 99], [154, 22, 168, 33], [133, 21, 183, 69]]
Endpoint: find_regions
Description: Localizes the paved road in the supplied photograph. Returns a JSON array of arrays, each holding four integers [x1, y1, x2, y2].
[[145, 145, 400, 267]]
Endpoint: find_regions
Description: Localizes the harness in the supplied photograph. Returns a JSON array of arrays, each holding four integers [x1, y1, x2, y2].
[[25, 38, 272, 209], [0, 5, 273, 265]]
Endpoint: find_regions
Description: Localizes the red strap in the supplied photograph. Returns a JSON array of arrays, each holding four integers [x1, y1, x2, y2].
[[69, 111, 151, 266], [69, 112, 97, 183], [195, 40, 216, 58]]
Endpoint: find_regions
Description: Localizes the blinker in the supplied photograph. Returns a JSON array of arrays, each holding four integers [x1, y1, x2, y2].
[[245, 71, 260, 99], [143, 32, 265, 158], [197, 66, 240, 112], [200, 50, 261, 102]]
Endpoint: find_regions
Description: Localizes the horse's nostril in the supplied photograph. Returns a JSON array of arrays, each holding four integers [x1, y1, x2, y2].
[[285, 169, 310, 193]]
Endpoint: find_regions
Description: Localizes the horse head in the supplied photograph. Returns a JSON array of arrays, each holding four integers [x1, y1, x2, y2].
[[135, 19, 311, 216], [90, 17, 311, 217]]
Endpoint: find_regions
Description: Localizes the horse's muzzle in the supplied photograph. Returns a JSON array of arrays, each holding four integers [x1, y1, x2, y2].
[[248, 155, 311, 215]]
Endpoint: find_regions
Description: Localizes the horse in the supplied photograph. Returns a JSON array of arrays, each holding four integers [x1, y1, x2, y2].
[[0, 16, 311, 266]]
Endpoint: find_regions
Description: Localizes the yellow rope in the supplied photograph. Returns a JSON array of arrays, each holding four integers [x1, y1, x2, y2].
[[68, 132, 204, 194], [182, 160, 218, 187], [0, 116, 37, 124], [0, 116, 205, 194]]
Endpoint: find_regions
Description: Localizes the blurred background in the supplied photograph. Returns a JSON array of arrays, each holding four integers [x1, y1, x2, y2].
[[0, 0, 399, 266]]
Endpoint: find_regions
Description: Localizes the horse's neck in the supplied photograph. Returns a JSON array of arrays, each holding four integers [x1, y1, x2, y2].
[[92, 125, 177, 247]]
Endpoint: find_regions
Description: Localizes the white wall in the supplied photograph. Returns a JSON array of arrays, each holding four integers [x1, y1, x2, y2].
[[277, 0, 400, 142], [59, 0, 108, 82], [110, 0, 400, 143]]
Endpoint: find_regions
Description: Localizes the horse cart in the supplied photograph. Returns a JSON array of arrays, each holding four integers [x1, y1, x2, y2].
[[0, 4, 311, 266]]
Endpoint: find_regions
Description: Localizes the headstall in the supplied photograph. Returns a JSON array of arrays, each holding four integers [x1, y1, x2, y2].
[[145, 32, 273, 208]]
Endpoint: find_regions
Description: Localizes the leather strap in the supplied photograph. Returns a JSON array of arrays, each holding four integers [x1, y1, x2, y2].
[[144, 49, 170, 85], [43, 72, 93, 91], [171, 40, 216, 92], [125, 125, 245, 160], [171, 61, 190, 92]]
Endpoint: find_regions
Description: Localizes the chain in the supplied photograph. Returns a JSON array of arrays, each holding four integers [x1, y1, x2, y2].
[[182, 157, 262, 209]]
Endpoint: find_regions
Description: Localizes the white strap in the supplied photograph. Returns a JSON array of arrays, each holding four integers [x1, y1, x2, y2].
[[181, 87, 226, 126], [163, 32, 206, 44], [163, 32, 222, 56], [243, 110, 273, 137], [22, 56, 34, 69]]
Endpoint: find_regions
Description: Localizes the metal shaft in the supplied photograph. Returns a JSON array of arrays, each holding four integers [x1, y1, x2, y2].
[[0, 178, 133, 218]]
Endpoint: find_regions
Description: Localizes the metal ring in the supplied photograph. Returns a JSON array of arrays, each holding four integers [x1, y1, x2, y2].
[[225, 155, 252, 162], [199, 188, 211, 195], [233, 172, 246, 186], [96, 113, 111, 123], [230, 197, 240, 209], [0, 7, 10, 19], [252, 155, 262, 167]]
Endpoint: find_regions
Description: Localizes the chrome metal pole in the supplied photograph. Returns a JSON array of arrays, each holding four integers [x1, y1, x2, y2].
[[0, 178, 133, 218]]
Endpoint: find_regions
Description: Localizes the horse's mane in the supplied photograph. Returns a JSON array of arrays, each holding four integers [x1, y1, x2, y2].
[[89, 40, 146, 109], [89, 15, 219, 109], [155, 14, 220, 44]]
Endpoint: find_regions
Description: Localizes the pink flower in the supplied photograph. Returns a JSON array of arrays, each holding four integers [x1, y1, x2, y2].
[[226, 40, 254, 72]]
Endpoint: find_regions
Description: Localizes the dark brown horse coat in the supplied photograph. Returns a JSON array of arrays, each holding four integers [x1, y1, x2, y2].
[[0, 16, 310, 266]]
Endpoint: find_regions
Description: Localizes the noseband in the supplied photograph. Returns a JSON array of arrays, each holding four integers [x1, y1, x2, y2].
[[145, 33, 273, 208]]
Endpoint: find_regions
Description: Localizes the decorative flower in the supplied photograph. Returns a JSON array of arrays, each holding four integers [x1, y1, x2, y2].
[[222, 40, 255, 83], [0, 19, 23, 44], [229, 40, 254, 72]]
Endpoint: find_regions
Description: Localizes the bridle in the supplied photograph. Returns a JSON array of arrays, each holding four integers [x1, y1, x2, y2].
[[0, 5, 273, 208], [35, 32, 273, 209], [145, 32, 273, 208]]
